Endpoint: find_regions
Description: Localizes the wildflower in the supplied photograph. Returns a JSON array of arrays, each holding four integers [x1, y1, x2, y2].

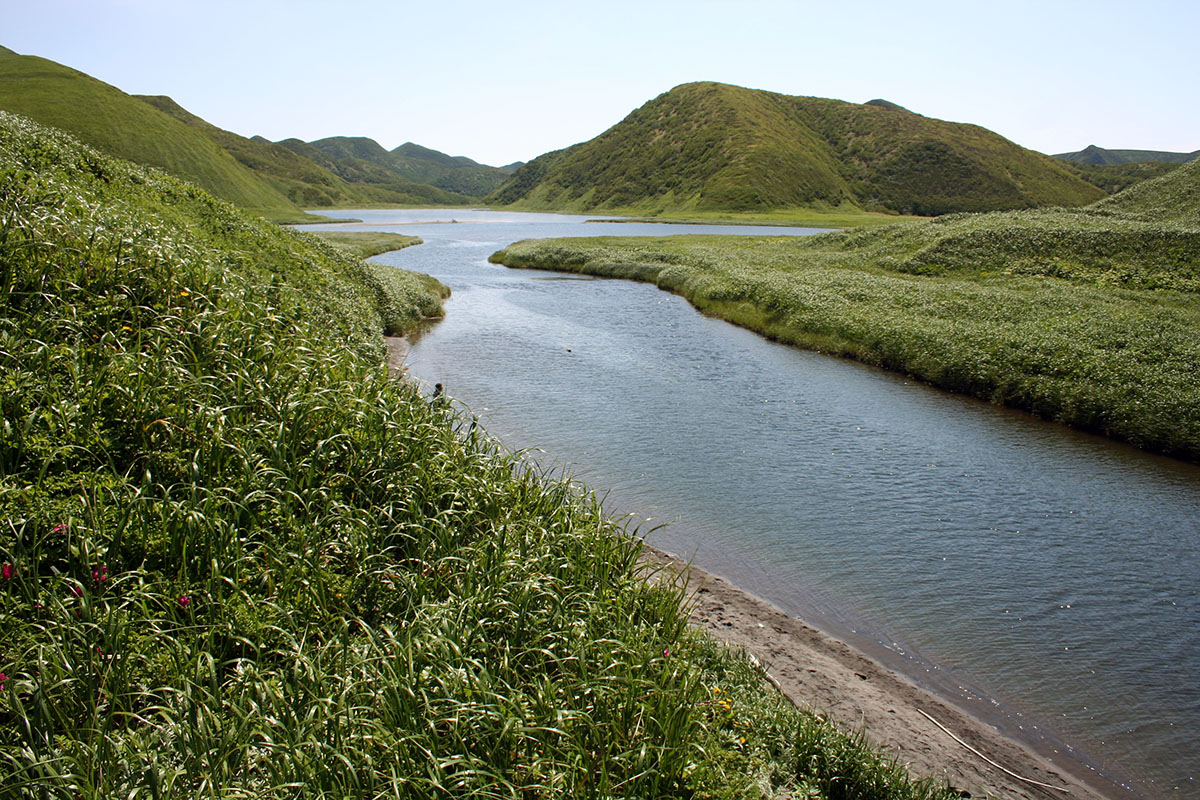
[[178, 595, 190, 607], [92, 565, 108, 583], [1, 563, 13, 580], [0, 673, 6, 690], [70, 584, 83, 598], [663, 647, 670, 658], [52, 523, 68, 535]]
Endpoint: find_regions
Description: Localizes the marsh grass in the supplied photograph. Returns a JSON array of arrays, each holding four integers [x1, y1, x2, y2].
[[492, 178, 1200, 461], [0, 111, 960, 798], [309, 231, 424, 260]]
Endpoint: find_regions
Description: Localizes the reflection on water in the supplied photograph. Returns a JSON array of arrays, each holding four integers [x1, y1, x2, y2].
[[301, 209, 1200, 800]]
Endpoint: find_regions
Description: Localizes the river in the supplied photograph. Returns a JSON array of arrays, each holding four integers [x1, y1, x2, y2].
[[298, 208, 1199, 800]]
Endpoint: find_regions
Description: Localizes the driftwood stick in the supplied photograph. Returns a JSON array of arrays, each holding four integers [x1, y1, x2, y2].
[[917, 708, 1070, 794]]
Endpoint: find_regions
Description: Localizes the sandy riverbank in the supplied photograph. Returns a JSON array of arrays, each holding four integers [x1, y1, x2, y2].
[[384, 335, 1138, 800], [639, 545, 1141, 800]]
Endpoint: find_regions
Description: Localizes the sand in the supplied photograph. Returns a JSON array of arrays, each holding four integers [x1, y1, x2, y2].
[[640, 545, 1141, 800], [384, 336, 1138, 800]]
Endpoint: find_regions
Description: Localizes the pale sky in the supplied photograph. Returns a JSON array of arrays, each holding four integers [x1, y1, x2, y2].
[[4, 0, 1197, 167]]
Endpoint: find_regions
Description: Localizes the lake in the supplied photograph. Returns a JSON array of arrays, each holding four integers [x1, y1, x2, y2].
[[299, 209, 1199, 800]]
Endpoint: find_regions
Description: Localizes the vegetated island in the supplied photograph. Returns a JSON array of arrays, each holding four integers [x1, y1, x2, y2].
[[0, 110, 1059, 799], [492, 156, 1200, 463]]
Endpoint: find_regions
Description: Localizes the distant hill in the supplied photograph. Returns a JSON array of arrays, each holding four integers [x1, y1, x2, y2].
[[1058, 159, 1181, 196], [0, 48, 309, 221], [1054, 145, 1200, 166], [136, 96, 467, 207], [489, 82, 1105, 216], [289, 136, 511, 200], [0, 47, 504, 217], [1095, 154, 1200, 222]]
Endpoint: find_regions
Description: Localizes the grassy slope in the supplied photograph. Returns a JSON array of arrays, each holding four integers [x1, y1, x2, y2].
[[389, 142, 511, 197], [136, 95, 383, 209], [300, 137, 509, 202], [1060, 159, 1180, 195], [0, 112, 959, 799], [276, 137, 474, 206], [492, 160, 1200, 461], [1095, 155, 1200, 223], [309, 230, 424, 259], [1054, 145, 1200, 165], [0, 49, 313, 222], [488, 82, 1105, 217]]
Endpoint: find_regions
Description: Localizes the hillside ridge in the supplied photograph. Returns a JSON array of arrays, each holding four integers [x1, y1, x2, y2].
[[489, 81, 1106, 217]]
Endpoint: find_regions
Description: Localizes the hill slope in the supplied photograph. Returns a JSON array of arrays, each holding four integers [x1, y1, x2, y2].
[[492, 154, 1200, 460], [489, 82, 1106, 217], [1054, 144, 1200, 165], [0, 48, 310, 221], [1095, 154, 1200, 222], [137, 95, 467, 207], [294, 136, 511, 200]]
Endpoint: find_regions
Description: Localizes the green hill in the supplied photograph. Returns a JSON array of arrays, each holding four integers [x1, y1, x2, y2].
[[390, 142, 513, 196], [488, 82, 1106, 217], [1096, 154, 1200, 222], [0, 48, 312, 222], [275, 136, 477, 205], [492, 149, 1200, 460], [135, 96, 465, 208], [294, 136, 511, 200], [1054, 144, 1199, 165], [136, 94, 372, 208]]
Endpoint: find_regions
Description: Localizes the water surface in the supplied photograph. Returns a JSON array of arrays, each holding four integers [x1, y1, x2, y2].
[[301, 209, 1200, 800]]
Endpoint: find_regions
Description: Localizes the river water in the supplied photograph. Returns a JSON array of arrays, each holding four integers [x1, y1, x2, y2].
[[299, 209, 1199, 800]]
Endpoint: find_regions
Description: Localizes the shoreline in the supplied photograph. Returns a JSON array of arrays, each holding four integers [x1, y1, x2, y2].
[[384, 335, 1139, 800], [638, 544, 1142, 800]]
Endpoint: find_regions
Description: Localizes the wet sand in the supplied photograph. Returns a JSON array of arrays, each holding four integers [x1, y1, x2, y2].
[[640, 545, 1140, 800]]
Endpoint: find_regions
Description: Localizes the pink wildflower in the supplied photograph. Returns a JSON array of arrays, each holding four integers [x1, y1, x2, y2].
[[52, 523, 68, 535], [663, 647, 670, 658], [178, 595, 190, 608], [0, 673, 6, 690], [92, 565, 108, 583], [1, 563, 12, 580]]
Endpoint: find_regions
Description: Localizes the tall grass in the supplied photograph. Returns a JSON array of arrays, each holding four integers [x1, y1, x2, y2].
[[492, 201, 1200, 461], [0, 111, 960, 798]]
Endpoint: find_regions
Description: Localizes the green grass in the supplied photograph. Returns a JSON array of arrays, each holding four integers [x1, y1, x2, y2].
[[579, 206, 922, 229], [0, 50, 315, 223], [0, 112, 963, 798], [308, 231, 424, 259], [488, 81, 1105, 217], [492, 164, 1200, 462]]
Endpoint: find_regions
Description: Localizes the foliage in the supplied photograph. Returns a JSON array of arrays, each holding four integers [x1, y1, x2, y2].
[[0, 112, 960, 798], [1095, 156, 1200, 223], [492, 194, 1200, 461], [1061, 160, 1180, 195], [1053, 144, 1199, 166], [284, 136, 510, 204], [488, 81, 1106, 217], [307, 231, 424, 260], [0, 49, 309, 222]]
